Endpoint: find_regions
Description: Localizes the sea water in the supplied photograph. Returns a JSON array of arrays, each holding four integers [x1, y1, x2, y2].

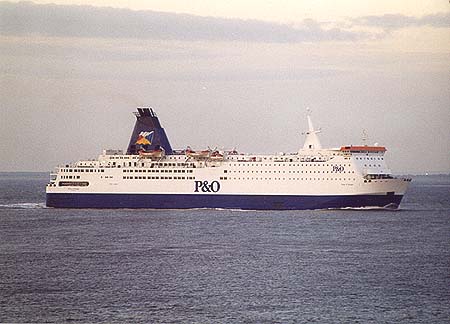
[[0, 173, 449, 323]]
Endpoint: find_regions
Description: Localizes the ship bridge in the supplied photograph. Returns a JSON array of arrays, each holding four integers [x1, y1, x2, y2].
[[340, 146, 386, 154]]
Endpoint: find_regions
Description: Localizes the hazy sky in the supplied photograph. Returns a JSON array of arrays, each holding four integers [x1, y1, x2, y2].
[[0, 1, 449, 173]]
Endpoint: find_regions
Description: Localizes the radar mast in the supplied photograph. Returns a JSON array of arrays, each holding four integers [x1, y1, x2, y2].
[[302, 108, 322, 150]]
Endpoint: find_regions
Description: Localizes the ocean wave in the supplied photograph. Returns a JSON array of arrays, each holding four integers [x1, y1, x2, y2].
[[325, 206, 401, 211], [0, 202, 47, 209]]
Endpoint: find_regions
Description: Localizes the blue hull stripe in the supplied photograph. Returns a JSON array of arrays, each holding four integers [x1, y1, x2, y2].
[[46, 193, 403, 210]]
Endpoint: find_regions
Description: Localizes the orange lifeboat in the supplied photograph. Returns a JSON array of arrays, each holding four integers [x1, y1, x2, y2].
[[210, 151, 224, 161], [138, 148, 165, 159], [185, 147, 211, 159]]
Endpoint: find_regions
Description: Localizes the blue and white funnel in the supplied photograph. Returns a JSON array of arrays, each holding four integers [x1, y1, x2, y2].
[[126, 107, 173, 155]]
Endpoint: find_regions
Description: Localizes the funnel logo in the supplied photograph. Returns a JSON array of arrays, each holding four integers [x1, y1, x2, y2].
[[135, 131, 154, 145]]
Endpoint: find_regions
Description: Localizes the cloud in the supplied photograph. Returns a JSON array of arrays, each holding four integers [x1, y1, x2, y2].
[[0, 1, 363, 42], [353, 12, 450, 30], [0, 1, 447, 44]]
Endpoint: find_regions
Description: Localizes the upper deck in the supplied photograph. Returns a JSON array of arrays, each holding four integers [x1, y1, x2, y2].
[[58, 146, 363, 170]]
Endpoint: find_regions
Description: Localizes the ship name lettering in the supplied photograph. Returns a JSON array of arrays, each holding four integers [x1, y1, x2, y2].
[[194, 180, 221, 193]]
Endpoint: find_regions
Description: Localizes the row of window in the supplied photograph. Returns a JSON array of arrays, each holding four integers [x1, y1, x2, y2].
[[108, 156, 135, 159], [365, 174, 393, 179], [227, 177, 357, 181], [165, 155, 334, 162], [120, 176, 358, 182], [123, 169, 194, 174], [356, 157, 384, 160], [152, 162, 194, 167], [58, 181, 89, 187], [61, 175, 81, 179], [225, 156, 336, 161], [227, 163, 352, 168], [225, 170, 356, 174], [61, 168, 105, 173], [60, 175, 112, 180], [109, 161, 196, 168], [123, 176, 195, 180]]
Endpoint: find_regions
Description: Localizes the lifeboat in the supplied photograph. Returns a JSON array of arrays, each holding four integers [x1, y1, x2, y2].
[[138, 148, 164, 159], [210, 151, 224, 161], [185, 146, 211, 159]]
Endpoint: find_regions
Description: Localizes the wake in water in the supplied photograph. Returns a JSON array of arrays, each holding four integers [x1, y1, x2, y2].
[[325, 205, 401, 211], [0, 202, 47, 209]]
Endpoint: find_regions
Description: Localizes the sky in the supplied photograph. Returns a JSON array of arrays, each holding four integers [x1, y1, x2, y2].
[[0, 0, 449, 174]]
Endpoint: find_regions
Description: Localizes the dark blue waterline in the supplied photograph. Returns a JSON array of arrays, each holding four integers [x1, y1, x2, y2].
[[46, 193, 403, 210]]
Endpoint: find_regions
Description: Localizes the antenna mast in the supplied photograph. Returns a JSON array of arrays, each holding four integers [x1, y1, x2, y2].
[[302, 108, 322, 150]]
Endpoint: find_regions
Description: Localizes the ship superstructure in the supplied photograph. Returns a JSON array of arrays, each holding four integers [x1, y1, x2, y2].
[[46, 107, 410, 209]]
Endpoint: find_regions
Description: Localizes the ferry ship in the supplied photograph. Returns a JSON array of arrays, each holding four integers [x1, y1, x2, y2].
[[46, 107, 411, 210]]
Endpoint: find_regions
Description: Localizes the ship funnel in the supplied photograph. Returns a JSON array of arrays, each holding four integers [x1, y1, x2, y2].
[[126, 107, 173, 155]]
